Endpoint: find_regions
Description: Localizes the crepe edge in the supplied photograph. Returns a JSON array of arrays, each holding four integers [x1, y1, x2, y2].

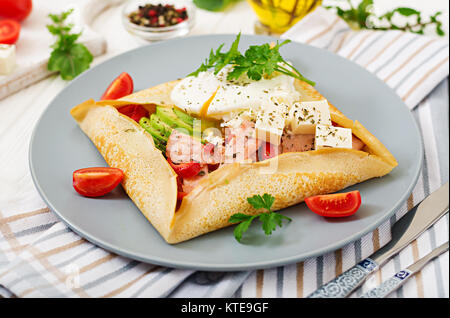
[[71, 101, 178, 241], [70, 79, 398, 244]]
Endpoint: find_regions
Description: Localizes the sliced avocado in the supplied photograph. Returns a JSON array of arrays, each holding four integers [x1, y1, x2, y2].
[[173, 107, 194, 126], [150, 114, 173, 140], [156, 106, 193, 134], [139, 117, 168, 143], [153, 138, 166, 154], [174, 106, 220, 133]]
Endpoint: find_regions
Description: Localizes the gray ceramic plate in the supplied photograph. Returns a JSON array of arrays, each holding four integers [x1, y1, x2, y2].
[[29, 34, 423, 271]]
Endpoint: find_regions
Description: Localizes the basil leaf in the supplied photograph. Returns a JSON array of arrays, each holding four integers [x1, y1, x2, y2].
[[48, 43, 93, 80], [46, 9, 93, 80]]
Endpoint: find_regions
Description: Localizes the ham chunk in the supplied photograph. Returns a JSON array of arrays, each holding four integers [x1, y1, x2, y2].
[[352, 135, 365, 151], [223, 120, 264, 163], [166, 129, 203, 163], [280, 133, 365, 153], [166, 129, 224, 164], [281, 133, 315, 153], [202, 142, 224, 165]]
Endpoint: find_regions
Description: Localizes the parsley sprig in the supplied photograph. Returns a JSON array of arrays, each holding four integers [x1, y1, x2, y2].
[[189, 33, 315, 86], [46, 9, 93, 80], [326, 0, 445, 36], [228, 194, 292, 243]]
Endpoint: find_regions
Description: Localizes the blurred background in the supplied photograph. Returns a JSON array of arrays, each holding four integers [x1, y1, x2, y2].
[[1, 0, 448, 88]]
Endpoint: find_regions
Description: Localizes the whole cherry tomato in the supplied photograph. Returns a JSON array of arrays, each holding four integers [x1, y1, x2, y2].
[[0, 0, 33, 22]]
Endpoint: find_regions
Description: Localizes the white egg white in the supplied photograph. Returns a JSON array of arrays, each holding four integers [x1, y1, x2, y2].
[[170, 67, 300, 120]]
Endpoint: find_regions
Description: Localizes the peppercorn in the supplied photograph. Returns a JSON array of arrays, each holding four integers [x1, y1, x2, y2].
[[128, 3, 188, 28]]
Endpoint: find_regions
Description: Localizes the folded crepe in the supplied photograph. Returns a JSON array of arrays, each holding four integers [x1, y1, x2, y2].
[[70, 79, 397, 244]]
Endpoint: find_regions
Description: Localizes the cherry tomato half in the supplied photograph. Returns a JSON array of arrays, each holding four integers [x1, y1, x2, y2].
[[100, 72, 134, 100], [73, 167, 124, 197], [176, 176, 187, 201], [0, 20, 21, 44], [167, 158, 202, 179], [0, 0, 32, 22], [304, 190, 362, 217], [117, 104, 149, 123], [258, 142, 278, 161]]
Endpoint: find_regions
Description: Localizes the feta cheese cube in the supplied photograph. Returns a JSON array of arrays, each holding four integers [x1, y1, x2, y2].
[[315, 124, 352, 149], [220, 109, 256, 129], [289, 100, 331, 134], [0, 44, 16, 75], [255, 103, 287, 146], [203, 127, 223, 146]]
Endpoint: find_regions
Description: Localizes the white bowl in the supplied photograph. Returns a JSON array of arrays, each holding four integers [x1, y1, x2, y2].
[[121, 0, 196, 41]]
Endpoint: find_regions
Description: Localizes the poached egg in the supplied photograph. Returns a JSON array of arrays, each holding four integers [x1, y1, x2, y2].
[[170, 66, 300, 120]]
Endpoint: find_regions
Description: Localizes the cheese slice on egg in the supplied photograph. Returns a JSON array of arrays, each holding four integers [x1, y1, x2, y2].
[[315, 124, 352, 149], [289, 100, 331, 134]]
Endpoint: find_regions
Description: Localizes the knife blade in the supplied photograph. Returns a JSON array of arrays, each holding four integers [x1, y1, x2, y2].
[[307, 182, 449, 298], [360, 241, 449, 298]]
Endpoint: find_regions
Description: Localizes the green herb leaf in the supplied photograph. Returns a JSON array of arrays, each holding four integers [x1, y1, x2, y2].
[[356, 0, 373, 27], [48, 43, 93, 80], [228, 212, 253, 223], [214, 33, 242, 74], [247, 193, 275, 211], [189, 33, 315, 86], [231, 214, 258, 242], [46, 9, 93, 80], [325, 1, 445, 36], [228, 194, 291, 243], [259, 212, 292, 236], [394, 7, 420, 17]]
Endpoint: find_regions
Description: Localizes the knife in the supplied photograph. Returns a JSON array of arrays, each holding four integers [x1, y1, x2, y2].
[[307, 182, 449, 298], [360, 241, 449, 298]]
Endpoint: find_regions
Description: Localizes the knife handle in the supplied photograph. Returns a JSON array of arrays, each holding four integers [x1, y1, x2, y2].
[[360, 269, 412, 298], [307, 258, 379, 298]]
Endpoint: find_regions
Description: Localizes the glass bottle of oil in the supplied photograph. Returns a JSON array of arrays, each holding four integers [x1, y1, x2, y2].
[[247, 0, 322, 34]]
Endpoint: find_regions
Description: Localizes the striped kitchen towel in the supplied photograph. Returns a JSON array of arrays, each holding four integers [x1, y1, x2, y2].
[[0, 7, 448, 298]]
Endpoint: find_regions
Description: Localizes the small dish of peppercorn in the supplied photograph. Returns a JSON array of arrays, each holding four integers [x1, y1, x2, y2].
[[122, 0, 195, 41]]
